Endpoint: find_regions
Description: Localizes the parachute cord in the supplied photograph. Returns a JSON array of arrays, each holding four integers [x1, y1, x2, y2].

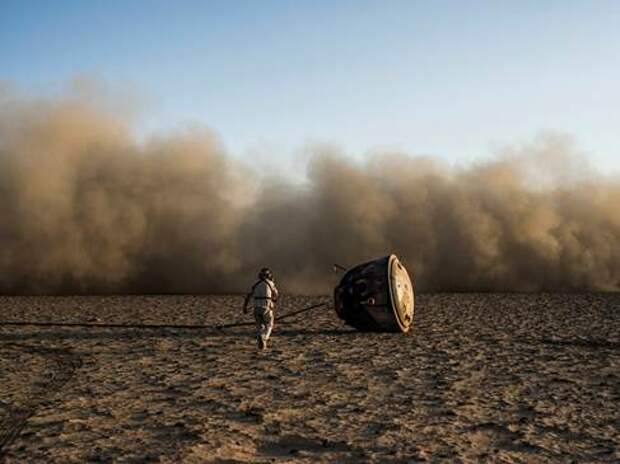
[[0, 301, 331, 331], [215, 301, 329, 330]]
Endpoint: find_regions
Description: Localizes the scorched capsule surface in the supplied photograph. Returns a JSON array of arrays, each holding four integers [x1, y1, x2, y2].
[[334, 254, 415, 332]]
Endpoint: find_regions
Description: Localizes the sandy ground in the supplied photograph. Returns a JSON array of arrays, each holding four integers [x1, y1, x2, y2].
[[0, 293, 619, 463]]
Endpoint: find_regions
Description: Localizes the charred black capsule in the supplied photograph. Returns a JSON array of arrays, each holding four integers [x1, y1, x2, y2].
[[334, 254, 415, 332]]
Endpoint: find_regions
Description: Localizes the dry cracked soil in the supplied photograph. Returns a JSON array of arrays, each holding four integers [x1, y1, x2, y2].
[[0, 293, 619, 463]]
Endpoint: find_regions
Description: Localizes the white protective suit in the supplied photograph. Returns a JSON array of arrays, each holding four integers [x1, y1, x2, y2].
[[248, 278, 279, 348]]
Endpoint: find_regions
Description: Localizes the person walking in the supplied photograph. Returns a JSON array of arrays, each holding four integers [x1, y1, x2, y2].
[[244, 267, 279, 350]]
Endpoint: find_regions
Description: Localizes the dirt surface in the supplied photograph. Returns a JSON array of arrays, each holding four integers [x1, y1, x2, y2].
[[0, 294, 619, 463]]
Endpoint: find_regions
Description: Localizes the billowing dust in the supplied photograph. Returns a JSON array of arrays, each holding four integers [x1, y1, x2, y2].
[[1, 89, 619, 294]]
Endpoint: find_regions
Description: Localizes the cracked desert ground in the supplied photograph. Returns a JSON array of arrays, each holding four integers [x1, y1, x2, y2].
[[1, 294, 619, 463]]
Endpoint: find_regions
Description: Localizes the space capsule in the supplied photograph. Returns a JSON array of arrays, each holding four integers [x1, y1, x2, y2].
[[334, 254, 415, 332]]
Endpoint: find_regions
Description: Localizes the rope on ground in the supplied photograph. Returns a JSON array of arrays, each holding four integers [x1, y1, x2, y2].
[[0, 321, 208, 330], [214, 301, 330, 330], [0, 301, 331, 331]]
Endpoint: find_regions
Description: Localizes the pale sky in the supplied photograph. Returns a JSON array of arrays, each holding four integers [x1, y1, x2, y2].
[[2, 0, 619, 171]]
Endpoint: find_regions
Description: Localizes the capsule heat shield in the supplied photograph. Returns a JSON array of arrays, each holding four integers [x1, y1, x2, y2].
[[334, 254, 415, 332]]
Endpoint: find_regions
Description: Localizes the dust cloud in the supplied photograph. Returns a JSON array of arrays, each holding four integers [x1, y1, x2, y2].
[[1, 90, 619, 294]]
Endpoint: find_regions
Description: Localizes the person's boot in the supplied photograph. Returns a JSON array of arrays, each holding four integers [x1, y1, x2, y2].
[[257, 337, 265, 350]]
